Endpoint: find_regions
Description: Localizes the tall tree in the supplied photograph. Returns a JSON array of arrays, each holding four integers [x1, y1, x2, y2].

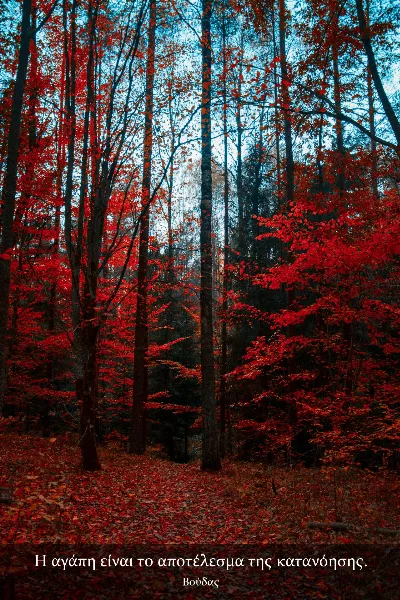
[[77, 0, 102, 471], [278, 0, 297, 426], [200, 0, 221, 470], [219, 7, 229, 457], [130, 0, 157, 454], [61, 0, 148, 469], [62, 0, 84, 427], [0, 0, 32, 415], [235, 30, 245, 259], [332, 10, 346, 193], [366, 0, 378, 197]]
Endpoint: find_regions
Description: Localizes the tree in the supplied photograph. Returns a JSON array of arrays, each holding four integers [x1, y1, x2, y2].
[[0, 0, 32, 415], [278, 0, 297, 427], [130, 0, 157, 455], [219, 6, 230, 457], [200, 0, 221, 470]]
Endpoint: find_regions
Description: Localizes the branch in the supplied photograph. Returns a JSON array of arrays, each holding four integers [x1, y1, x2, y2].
[[355, 0, 400, 145], [101, 106, 201, 315], [245, 91, 398, 151], [170, 0, 201, 42], [35, 0, 59, 34], [289, 107, 398, 151]]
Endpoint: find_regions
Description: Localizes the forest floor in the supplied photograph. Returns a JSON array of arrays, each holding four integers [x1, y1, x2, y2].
[[0, 433, 398, 545], [0, 434, 399, 598]]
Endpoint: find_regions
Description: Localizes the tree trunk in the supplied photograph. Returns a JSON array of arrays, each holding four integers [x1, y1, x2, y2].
[[130, 0, 156, 454], [236, 32, 245, 259], [44, 128, 62, 438], [366, 0, 378, 197], [251, 68, 267, 266], [367, 66, 378, 195], [272, 5, 284, 280], [0, 0, 32, 415], [163, 59, 176, 392], [332, 42, 345, 193], [316, 105, 324, 192], [219, 11, 229, 457], [78, 0, 101, 471], [79, 280, 101, 471], [279, 0, 297, 426], [200, 0, 221, 471], [62, 0, 85, 408], [272, 7, 281, 204], [331, 21, 354, 395]]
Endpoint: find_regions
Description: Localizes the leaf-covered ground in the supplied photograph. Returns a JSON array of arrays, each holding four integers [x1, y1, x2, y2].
[[0, 435, 399, 598], [0, 434, 398, 545]]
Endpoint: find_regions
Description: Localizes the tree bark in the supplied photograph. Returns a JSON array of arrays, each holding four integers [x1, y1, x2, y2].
[[331, 18, 353, 395], [163, 61, 176, 392], [367, 66, 378, 196], [236, 32, 245, 259], [272, 7, 281, 204], [366, 0, 378, 197], [0, 0, 32, 415], [332, 36, 346, 193], [78, 1, 101, 471], [279, 0, 297, 426], [130, 0, 156, 454], [62, 0, 84, 408], [80, 278, 101, 471], [200, 0, 221, 471], [219, 11, 229, 457]]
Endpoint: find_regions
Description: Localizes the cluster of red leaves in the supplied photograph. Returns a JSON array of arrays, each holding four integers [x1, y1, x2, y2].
[[230, 153, 400, 463]]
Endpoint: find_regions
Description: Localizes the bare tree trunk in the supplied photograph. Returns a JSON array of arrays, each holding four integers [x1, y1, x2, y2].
[[272, 7, 281, 204], [366, 0, 378, 197], [367, 66, 378, 195], [251, 68, 267, 264], [279, 0, 297, 426], [130, 0, 156, 454], [236, 31, 245, 258], [74, 0, 95, 415], [80, 274, 101, 470], [332, 40, 345, 193], [44, 207, 59, 438], [201, 0, 221, 471], [11, 8, 38, 419], [78, 0, 101, 471], [272, 4, 284, 288], [316, 84, 325, 192], [163, 64, 176, 391], [331, 21, 354, 395], [44, 108, 62, 437], [219, 11, 229, 457], [44, 212, 61, 439], [0, 0, 32, 415], [62, 0, 85, 411]]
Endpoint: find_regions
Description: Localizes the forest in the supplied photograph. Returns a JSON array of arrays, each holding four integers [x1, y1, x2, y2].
[[0, 0, 399, 597]]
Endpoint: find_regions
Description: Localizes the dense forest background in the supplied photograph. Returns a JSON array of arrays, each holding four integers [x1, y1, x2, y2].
[[0, 0, 399, 475]]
